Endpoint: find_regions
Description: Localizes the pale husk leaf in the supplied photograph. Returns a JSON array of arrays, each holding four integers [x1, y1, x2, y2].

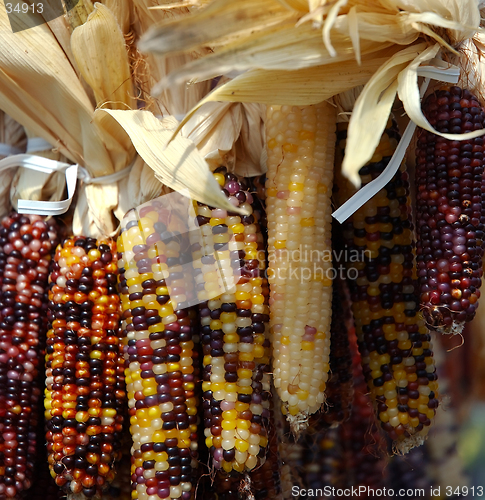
[[98, 109, 245, 212], [131, 0, 211, 116], [64, 0, 95, 29], [152, 23, 389, 93], [139, 0, 292, 56], [233, 102, 265, 177], [0, 113, 26, 218], [397, 42, 485, 141], [169, 45, 402, 139], [0, 7, 121, 176], [178, 98, 265, 176], [71, 3, 136, 110], [342, 42, 428, 186], [101, 0, 131, 33]]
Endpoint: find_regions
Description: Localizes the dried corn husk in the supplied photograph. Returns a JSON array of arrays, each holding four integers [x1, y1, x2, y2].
[[133, 0, 266, 176], [0, 2, 230, 236], [141, 0, 484, 185], [0, 113, 26, 218]]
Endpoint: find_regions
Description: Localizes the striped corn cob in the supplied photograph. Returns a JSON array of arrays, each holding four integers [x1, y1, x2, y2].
[[335, 120, 439, 452], [194, 168, 271, 473], [265, 102, 335, 431], [118, 203, 200, 500], [415, 86, 485, 335], [0, 213, 58, 499], [45, 236, 125, 498]]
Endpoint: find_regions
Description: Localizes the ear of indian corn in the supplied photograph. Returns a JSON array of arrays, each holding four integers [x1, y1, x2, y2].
[[334, 120, 439, 453], [194, 168, 271, 473], [415, 86, 485, 335], [45, 236, 125, 498], [0, 213, 58, 499], [340, 332, 388, 491], [302, 426, 344, 493], [265, 102, 336, 432], [117, 203, 200, 500]]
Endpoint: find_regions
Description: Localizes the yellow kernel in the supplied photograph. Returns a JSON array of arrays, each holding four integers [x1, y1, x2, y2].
[[300, 218, 314, 227], [221, 420, 237, 430], [210, 218, 224, 227], [267, 139, 277, 150], [236, 419, 250, 430], [283, 143, 298, 153], [214, 173, 225, 186], [75, 411, 89, 422], [237, 369, 253, 379], [301, 341, 314, 351], [223, 409, 237, 420], [274, 240, 286, 249], [288, 182, 304, 191], [230, 223, 245, 234], [266, 188, 277, 197], [210, 320, 223, 330], [235, 291, 250, 301], [299, 130, 315, 140], [235, 440, 249, 452]]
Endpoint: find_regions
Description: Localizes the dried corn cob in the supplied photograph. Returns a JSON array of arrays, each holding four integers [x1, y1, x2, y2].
[[335, 120, 439, 452], [45, 236, 125, 498], [195, 169, 271, 473], [265, 102, 335, 431], [340, 333, 388, 492], [272, 391, 304, 500], [415, 86, 485, 335], [0, 213, 58, 499], [310, 274, 353, 428], [118, 203, 200, 500], [301, 426, 344, 496]]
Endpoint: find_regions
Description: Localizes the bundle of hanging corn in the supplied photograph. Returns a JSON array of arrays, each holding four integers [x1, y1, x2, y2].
[[0, 0, 250, 496], [139, 0, 485, 436]]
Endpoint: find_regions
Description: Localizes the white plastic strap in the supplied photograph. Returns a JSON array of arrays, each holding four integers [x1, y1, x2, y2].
[[332, 60, 461, 223], [0, 154, 134, 216], [0, 143, 22, 157], [26, 137, 53, 153]]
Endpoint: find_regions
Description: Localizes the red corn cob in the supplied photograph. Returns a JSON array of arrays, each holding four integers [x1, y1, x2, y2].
[[415, 86, 485, 335], [0, 213, 58, 499]]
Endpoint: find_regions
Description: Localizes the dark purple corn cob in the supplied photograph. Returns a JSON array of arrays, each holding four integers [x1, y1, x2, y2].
[[415, 86, 485, 335], [0, 213, 58, 499]]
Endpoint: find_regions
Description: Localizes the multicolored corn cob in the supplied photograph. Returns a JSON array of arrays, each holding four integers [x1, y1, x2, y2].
[[45, 236, 125, 497], [0, 213, 58, 499], [118, 203, 200, 500], [340, 333, 388, 492], [302, 426, 344, 495], [265, 102, 336, 430], [415, 86, 485, 335], [194, 168, 271, 473], [335, 119, 439, 452]]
